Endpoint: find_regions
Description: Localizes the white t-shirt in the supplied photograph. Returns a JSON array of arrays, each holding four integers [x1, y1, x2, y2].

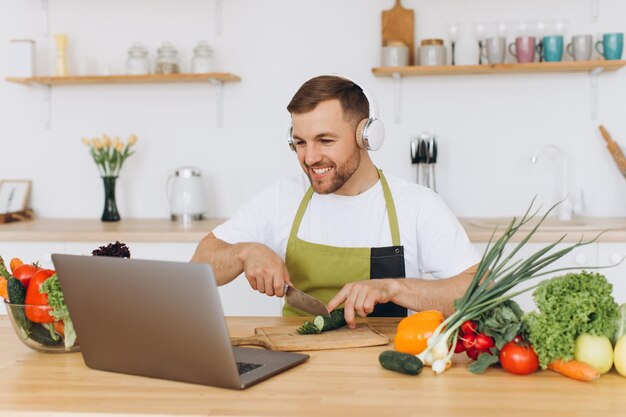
[[212, 172, 480, 280]]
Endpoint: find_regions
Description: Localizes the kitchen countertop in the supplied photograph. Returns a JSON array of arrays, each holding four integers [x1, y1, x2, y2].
[[0, 316, 625, 417], [1, 217, 626, 243], [0, 218, 226, 242]]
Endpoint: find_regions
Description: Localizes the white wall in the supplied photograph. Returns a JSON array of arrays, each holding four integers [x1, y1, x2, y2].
[[1, 0, 625, 220]]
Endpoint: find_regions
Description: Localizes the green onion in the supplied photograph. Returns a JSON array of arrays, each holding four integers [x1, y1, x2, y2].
[[420, 200, 601, 374]]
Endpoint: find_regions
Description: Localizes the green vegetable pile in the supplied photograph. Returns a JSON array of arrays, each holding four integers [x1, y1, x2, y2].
[[525, 271, 619, 368]]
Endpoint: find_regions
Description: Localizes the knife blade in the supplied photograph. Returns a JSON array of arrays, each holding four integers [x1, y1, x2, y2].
[[284, 284, 330, 317]]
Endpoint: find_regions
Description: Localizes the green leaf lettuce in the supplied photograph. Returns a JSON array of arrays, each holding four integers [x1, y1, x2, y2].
[[525, 271, 619, 368]]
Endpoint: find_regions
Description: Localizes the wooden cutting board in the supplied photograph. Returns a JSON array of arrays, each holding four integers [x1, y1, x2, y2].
[[382, 0, 415, 65], [230, 324, 389, 352]]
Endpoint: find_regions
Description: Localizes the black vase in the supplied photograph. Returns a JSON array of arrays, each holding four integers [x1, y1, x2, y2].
[[101, 176, 121, 222]]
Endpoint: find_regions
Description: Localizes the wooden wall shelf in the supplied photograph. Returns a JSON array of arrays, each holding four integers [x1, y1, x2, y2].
[[372, 60, 626, 77], [5, 73, 241, 128], [373, 60, 626, 123], [5, 72, 241, 86]]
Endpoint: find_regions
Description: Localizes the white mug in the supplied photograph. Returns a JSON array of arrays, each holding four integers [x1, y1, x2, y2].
[[481, 37, 507, 64], [567, 34, 593, 61]]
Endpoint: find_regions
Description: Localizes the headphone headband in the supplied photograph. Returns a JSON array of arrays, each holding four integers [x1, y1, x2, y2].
[[323, 73, 380, 120], [288, 74, 385, 152]]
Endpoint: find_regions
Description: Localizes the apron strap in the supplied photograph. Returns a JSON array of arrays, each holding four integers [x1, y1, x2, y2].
[[378, 170, 401, 247], [288, 186, 314, 242], [288, 170, 400, 246]]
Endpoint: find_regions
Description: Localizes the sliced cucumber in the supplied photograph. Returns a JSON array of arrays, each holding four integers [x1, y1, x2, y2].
[[296, 321, 321, 335], [313, 308, 347, 332], [379, 350, 424, 375]]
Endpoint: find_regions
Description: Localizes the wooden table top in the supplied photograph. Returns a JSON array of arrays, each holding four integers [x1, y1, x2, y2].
[[2, 217, 626, 243], [0, 316, 625, 417]]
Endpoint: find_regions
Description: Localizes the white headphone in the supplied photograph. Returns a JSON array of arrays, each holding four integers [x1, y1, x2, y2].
[[288, 74, 385, 152]]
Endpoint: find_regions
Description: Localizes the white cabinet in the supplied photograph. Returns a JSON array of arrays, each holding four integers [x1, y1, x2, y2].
[[597, 243, 626, 304], [0, 241, 281, 317], [473, 242, 599, 312]]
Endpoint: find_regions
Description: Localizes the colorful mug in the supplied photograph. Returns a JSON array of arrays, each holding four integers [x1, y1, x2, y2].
[[508, 36, 536, 63], [595, 33, 624, 60], [538, 35, 564, 62]]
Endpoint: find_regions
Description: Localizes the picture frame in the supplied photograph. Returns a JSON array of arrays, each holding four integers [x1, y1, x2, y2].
[[0, 180, 31, 214]]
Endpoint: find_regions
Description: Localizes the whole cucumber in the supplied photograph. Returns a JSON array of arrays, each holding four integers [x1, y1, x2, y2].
[[29, 324, 62, 346], [7, 277, 31, 338], [379, 350, 424, 375]]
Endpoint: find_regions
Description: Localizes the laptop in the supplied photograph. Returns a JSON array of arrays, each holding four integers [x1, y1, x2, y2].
[[51, 254, 309, 390]]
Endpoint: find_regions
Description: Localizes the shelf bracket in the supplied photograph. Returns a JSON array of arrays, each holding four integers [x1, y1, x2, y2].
[[43, 85, 52, 130], [392, 72, 402, 124], [215, 0, 223, 36], [210, 79, 224, 128], [41, 0, 50, 38], [591, 0, 600, 22], [590, 67, 603, 120]]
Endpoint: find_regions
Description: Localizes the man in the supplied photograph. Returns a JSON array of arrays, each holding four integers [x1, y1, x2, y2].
[[191, 75, 480, 327]]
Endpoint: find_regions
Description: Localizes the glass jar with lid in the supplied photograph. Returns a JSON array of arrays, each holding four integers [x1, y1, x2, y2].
[[154, 42, 180, 74], [191, 41, 214, 73], [125, 42, 150, 75]]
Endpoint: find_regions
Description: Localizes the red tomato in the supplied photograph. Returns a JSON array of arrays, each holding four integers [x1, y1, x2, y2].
[[499, 340, 540, 375], [12, 263, 40, 288]]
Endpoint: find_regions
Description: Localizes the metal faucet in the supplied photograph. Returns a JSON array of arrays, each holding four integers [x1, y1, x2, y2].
[[531, 145, 574, 221]]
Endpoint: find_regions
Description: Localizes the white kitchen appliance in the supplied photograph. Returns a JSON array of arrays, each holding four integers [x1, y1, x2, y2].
[[166, 166, 207, 222]]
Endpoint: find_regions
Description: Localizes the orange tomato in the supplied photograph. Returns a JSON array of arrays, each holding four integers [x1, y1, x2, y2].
[[394, 320, 442, 355], [397, 310, 445, 332], [9, 258, 24, 275]]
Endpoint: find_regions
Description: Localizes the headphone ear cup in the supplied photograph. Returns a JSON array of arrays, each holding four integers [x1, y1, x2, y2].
[[355, 119, 368, 149], [287, 127, 296, 152], [356, 118, 385, 151]]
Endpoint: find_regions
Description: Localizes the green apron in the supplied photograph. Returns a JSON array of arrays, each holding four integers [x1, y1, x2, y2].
[[283, 170, 407, 317]]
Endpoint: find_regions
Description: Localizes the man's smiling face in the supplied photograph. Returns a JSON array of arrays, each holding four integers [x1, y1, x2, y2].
[[291, 99, 362, 195]]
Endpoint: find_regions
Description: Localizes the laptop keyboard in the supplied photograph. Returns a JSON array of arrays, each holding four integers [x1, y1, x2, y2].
[[237, 361, 263, 376]]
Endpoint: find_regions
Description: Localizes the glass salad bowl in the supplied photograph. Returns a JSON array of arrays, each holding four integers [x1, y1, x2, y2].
[[4, 301, 79, 353]]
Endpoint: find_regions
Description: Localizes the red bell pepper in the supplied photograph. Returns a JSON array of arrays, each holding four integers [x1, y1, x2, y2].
[[24, 269, 55, 323]]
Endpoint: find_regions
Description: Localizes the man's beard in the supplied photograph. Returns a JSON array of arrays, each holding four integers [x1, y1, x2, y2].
[[305, 146, 361, 194]]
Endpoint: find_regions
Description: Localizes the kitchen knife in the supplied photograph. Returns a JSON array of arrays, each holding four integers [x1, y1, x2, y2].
[[598, 125, 626, 179], [284, 284, 330, 317]]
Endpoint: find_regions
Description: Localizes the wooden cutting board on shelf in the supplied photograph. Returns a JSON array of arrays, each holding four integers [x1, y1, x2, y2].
[[382, 0, 415, 65], [230, 323, 389, 351]]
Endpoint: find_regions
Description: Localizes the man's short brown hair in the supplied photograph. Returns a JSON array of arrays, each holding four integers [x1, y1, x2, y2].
[[287, 75, 369, 125]]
